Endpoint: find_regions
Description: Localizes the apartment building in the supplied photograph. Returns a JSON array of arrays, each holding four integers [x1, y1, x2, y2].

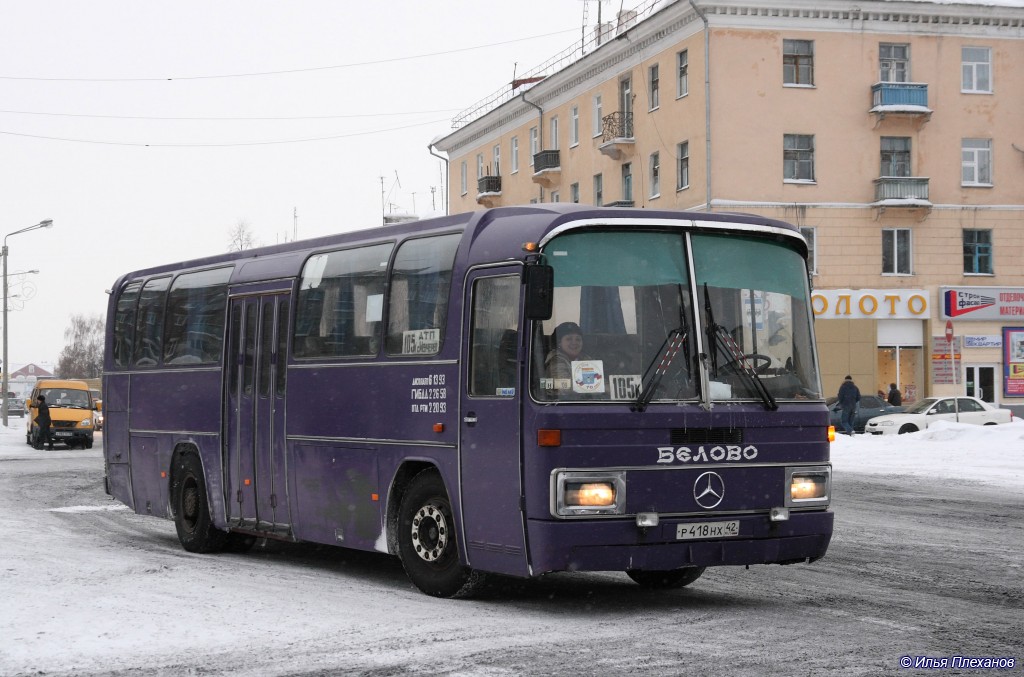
[[431, 0, 1024, 409]]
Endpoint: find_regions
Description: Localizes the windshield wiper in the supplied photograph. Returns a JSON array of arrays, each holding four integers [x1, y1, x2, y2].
[[703, 284, 777, 411], [632, 328, 687, 413]]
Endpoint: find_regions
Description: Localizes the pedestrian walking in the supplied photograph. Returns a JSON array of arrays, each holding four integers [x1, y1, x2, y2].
[[837, 375, 861, 435], [887, 383, 902, 406], [34, 395, 53, 450]]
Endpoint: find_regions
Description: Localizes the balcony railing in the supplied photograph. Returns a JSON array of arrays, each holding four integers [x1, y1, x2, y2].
[[533, 149, 561, 172], [604, 199, 635, 208], [874, 177, 930, 203], [871, 82, 929, 109], [602, 111, 634, 142], [477, 175, 501, 195]]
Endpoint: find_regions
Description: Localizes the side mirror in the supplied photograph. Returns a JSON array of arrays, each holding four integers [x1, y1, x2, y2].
[[524, 264, 554, 321]]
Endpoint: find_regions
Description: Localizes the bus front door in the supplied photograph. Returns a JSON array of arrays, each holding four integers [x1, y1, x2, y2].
[[225, 293, 291, 534], [459, 267, 529, 577]]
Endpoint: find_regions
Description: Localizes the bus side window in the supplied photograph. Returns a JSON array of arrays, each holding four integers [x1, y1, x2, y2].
[[386, 234, 461, 356], [112, 281, 142, 369], [468, 275, 520, 397]]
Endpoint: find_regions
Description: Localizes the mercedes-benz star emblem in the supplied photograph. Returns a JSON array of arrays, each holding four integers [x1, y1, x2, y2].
[[693, 471, 725, 509]]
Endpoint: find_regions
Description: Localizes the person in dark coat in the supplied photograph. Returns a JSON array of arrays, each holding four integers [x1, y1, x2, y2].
[[34, 395, 53, 450], [836, 375, 861, 435], [887, 383, 902, 406]]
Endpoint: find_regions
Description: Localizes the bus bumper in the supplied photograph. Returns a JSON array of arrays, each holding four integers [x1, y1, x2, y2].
[[525, 510, 833, 575]]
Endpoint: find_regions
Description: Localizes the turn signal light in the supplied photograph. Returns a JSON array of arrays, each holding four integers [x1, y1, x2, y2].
[[827, 425, 836, 443], [538, 429, 561, 447]]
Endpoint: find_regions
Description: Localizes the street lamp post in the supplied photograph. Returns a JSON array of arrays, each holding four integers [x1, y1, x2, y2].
[[3, 219, 53, 427]]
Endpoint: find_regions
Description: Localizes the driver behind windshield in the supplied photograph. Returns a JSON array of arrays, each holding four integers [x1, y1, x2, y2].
[[545, 321, 592, 381]]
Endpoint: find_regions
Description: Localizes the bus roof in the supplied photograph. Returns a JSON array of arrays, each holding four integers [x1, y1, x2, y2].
[[108, 205, 804, 291]]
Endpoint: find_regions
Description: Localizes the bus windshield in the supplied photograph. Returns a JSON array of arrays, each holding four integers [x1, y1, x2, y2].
[[531, 229, 821, 404]]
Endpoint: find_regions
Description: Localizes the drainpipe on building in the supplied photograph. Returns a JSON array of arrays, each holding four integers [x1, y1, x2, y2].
[[522, 92, 545, 203], [427, 143, 449, 215], [689, 0, 712, 212]]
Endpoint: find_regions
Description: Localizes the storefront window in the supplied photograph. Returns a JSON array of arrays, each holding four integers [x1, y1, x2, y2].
[[878, 345, 924, 403]]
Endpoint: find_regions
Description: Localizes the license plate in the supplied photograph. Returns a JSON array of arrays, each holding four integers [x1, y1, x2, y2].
[[676, 520, 740, 540], [54, 431, 72, 437]]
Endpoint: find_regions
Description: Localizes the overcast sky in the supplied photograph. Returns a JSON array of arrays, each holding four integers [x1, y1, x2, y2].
[[3, 1, 1021, 371], [0, 0, 587, 368]]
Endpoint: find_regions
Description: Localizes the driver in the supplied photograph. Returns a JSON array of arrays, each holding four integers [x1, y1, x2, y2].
[[545, 321, 591, 381]]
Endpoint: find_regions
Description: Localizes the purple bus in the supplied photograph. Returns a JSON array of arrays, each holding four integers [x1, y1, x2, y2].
[[103, 205, 832, 597]]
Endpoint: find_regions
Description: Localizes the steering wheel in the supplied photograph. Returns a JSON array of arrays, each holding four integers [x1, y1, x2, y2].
[[721, 353, 773, 375]]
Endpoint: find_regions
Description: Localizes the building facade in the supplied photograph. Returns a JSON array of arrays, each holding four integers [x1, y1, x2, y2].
[[432, 0, 1024, 410]]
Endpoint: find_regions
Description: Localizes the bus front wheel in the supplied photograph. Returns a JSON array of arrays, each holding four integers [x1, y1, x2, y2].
[[626, 567, 706, 589], [397, 469, 487, 598], [171, 452, 228, 553]]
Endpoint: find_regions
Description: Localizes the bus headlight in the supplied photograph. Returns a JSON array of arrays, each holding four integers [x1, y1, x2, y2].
[[552, 471, 626, 517], [785, 466, 830, 507], [79, 418, 93, 428]]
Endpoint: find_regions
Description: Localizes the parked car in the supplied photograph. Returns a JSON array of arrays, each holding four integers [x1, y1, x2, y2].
[[3, 396, 25, 418], [826, 394, 903, 433], [864, 396, 1013, 435]]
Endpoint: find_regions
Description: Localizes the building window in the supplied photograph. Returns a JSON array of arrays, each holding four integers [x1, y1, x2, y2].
[[550, 117, 559, 151], [594, 173, 603, 206], [476, 153, 484, 179], [882, 228, 912, 275], [570, 105, 579, 146], [677, 49, 688, 97], [529, 127, 539, 166], [570, 182, 580, 203], [622, 163, 633, 202], [963, 229, 993, 275], [800, 227, 817, 275], [492, 144, 501, 176], [460, 161, 467, 195], [550, 191, 560, 203], [649, 152, 660, 198], [962, 138, 992, 185], [511, 136, 519, 174], [648, 63, 660, 110], [676, 141, 690, 190], [783, 39, 814, 86], [879, 43, 910, 82], [592, 94, 603, 137], [881, 137, 911, 177], [962, 46, 992, 93], [784, 134, 815, 182]]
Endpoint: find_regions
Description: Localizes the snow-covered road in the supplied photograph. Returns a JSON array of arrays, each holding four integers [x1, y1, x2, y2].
[[1, 422, 1021, 676]]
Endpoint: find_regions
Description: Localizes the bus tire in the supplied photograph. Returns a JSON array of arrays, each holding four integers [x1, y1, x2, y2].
[[171, 452, 227, 553], [397, 469, 486, 598], [626, 566, 706, 589]]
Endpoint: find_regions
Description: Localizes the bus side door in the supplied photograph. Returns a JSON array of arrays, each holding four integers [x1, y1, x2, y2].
[[225, 293, 291, 532], [459, 267, 529, 577]]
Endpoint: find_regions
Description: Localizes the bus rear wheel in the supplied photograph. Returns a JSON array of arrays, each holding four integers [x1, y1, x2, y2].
[[397, 469, 486, 598], [171, 452, 228, 553], [626, 566, 706, 589]]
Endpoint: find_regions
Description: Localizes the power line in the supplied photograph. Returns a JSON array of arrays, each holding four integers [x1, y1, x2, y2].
[[0, 117, 451, 147], [0, 108, 463, 122], [0, 28, 578, 83]]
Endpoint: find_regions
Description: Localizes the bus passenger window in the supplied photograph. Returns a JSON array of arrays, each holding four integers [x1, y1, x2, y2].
[[386, 234, 461, 356], [294, 243, 393, 359], [112, 281, 141, 369], [132, 277, 170, 367]]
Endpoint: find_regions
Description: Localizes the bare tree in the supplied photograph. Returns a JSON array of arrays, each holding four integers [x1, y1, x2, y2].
[[57, 314, 104, 379], [227, 220, 260, 252]]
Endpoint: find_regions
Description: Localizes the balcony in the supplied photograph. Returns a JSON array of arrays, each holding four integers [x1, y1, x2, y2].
[[873, 177, 931, 212], [531, 149, 561, 188], [598, 111, 635, 160], [604, 200, 635, 208], [870, 83, 931, 125], [476, 175, 502, 207]]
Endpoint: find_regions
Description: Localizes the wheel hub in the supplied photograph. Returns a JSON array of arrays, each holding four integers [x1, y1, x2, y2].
[[411, 503, 448, 562], [182, 478, 199, 531]]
